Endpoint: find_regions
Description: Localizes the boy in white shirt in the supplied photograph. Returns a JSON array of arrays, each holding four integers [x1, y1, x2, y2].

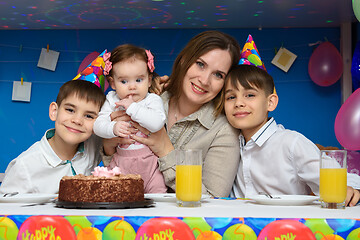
[[0, 79, 106, 194], [216, 64, 360, 207]]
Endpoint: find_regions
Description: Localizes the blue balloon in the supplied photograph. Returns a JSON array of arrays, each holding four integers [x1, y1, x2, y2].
[[87, 216, 112, 225], [351, 41, 360, 90], [326, 219, 356, 233], [205, 217, 232, 229]]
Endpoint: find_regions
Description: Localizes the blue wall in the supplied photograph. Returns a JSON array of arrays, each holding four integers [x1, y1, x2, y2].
[[0, 28, 343, 172]]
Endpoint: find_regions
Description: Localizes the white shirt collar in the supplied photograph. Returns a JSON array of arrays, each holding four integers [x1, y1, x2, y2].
[[252, 117, 277, 147], [239, 117, 277, 148]]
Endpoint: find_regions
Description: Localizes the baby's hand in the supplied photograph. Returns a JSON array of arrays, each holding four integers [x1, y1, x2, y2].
[[113, 121, 132, 138], [115, 95, 134, 110]]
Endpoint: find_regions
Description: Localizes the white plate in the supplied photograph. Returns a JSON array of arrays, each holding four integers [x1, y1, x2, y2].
[[145, 193, 211, 202], [248, 195, 319, 206], [0, 193, 58, 203]]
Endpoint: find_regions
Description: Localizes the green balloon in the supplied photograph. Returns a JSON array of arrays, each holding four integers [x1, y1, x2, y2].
[[353, 0, 360, 22], [347, 227, 360, 240], [223, 223, 257, 240], [304, 219, 334, 240]]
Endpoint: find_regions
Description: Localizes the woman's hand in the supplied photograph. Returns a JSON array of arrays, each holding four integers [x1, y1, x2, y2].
[[130, 122, 174, 158], [110, 109, 132, 122], [149, 75, 169, 95], [346, 186, 360, 207], [103, 110, 137, 156], [103, 137, 135, 156]]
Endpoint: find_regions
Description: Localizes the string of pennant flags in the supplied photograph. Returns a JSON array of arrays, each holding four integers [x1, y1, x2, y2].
[[0, 36, 342, 103], [0, 36, 340, 59]]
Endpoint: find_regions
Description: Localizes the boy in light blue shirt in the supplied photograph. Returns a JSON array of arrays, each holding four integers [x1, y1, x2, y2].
[[0, 80, 106, 194]]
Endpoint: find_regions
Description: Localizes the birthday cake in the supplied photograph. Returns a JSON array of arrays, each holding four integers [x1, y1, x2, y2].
[[58, 167, 144, 203]]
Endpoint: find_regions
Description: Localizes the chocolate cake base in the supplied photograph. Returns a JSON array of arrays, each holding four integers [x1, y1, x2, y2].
[[58, 174, 144, 203]]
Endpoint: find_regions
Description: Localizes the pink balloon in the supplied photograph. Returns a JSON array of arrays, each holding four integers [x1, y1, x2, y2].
[[308, 42, 343, 86], [335, 88, 360, 150]]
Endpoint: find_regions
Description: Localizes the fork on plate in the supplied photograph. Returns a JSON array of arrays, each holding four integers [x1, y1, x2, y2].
[[258, 192, 281, 199], [21, 198, 56, 207], [2, 192, 19, 197]]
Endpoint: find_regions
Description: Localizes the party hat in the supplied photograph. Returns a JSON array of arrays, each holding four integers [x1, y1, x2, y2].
[[239, 34, 266, 71], [73, 49, 110, 92], [239, 34, 277, 94]]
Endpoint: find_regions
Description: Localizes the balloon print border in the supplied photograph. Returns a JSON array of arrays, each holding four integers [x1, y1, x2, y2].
[[0, 215, 359, 240]]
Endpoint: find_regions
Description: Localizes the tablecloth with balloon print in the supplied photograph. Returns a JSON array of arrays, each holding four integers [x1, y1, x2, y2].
[[1, 215, 359, 239]]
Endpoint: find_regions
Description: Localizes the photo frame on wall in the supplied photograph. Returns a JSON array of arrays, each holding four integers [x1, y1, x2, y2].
[[271, 47, 297, 72], [12, 81, 32, 102], [37, 48, 60, 71]]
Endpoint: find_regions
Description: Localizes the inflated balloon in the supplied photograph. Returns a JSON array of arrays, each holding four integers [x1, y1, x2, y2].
[[304, 219, 334, 237], [182, 217, 211, 239], [206, 217, 232, 229], [353, 0, 360, 22], [135, 217, 195, 240], [247, 218, 275, 230], [223, 223, 257, 240], [348, 227, 360, 239], [258, 219, 316, 240], [335, 88, 360, 150], [18, 216, 77, 240], [308, 42, 343, 86], [351, 41, 360, 90], [87, 216, 112, 226], [65, 216, 92, 235], [326, 219, 356, 233], [319, 234, 344, 240], [0, 217, 19, 239], [103, 219, 136, 240], [197, 231, 222, 240], [77, 227, 102, 240]]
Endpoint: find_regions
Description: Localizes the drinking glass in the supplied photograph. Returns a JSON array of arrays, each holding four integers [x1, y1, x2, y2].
[[175, 149, 202, 207], [320, 150, 347, 209]]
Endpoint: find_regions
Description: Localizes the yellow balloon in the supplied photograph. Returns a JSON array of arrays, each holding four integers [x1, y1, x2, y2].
[[197, 231, 222, 240], [77, 227, 102, 240], [320, 234, 344, 240]]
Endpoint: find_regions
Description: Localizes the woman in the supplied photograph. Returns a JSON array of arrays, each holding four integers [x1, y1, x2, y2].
[[104, 30, 241, 197]]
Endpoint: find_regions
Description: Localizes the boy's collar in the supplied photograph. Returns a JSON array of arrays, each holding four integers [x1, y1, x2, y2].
[[46, 129, 85, 153], [241, 117, 277, 147]]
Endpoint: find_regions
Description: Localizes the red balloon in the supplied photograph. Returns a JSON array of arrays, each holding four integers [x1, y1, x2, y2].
[[308, 42, 343, 86], [78, 51, 100, 74], [258, 220, 316, 240], [335, 88, 360, 150], [17, 216, 76, 240], [135, 217, 195, 240]]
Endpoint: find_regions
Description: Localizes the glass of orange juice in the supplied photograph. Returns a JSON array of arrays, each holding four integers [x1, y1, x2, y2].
[[176, 149, 202, 207], [320, 150, 347, 209]]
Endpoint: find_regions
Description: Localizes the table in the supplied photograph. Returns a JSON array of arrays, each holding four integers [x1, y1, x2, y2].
[[1, 197, 359, 239]]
